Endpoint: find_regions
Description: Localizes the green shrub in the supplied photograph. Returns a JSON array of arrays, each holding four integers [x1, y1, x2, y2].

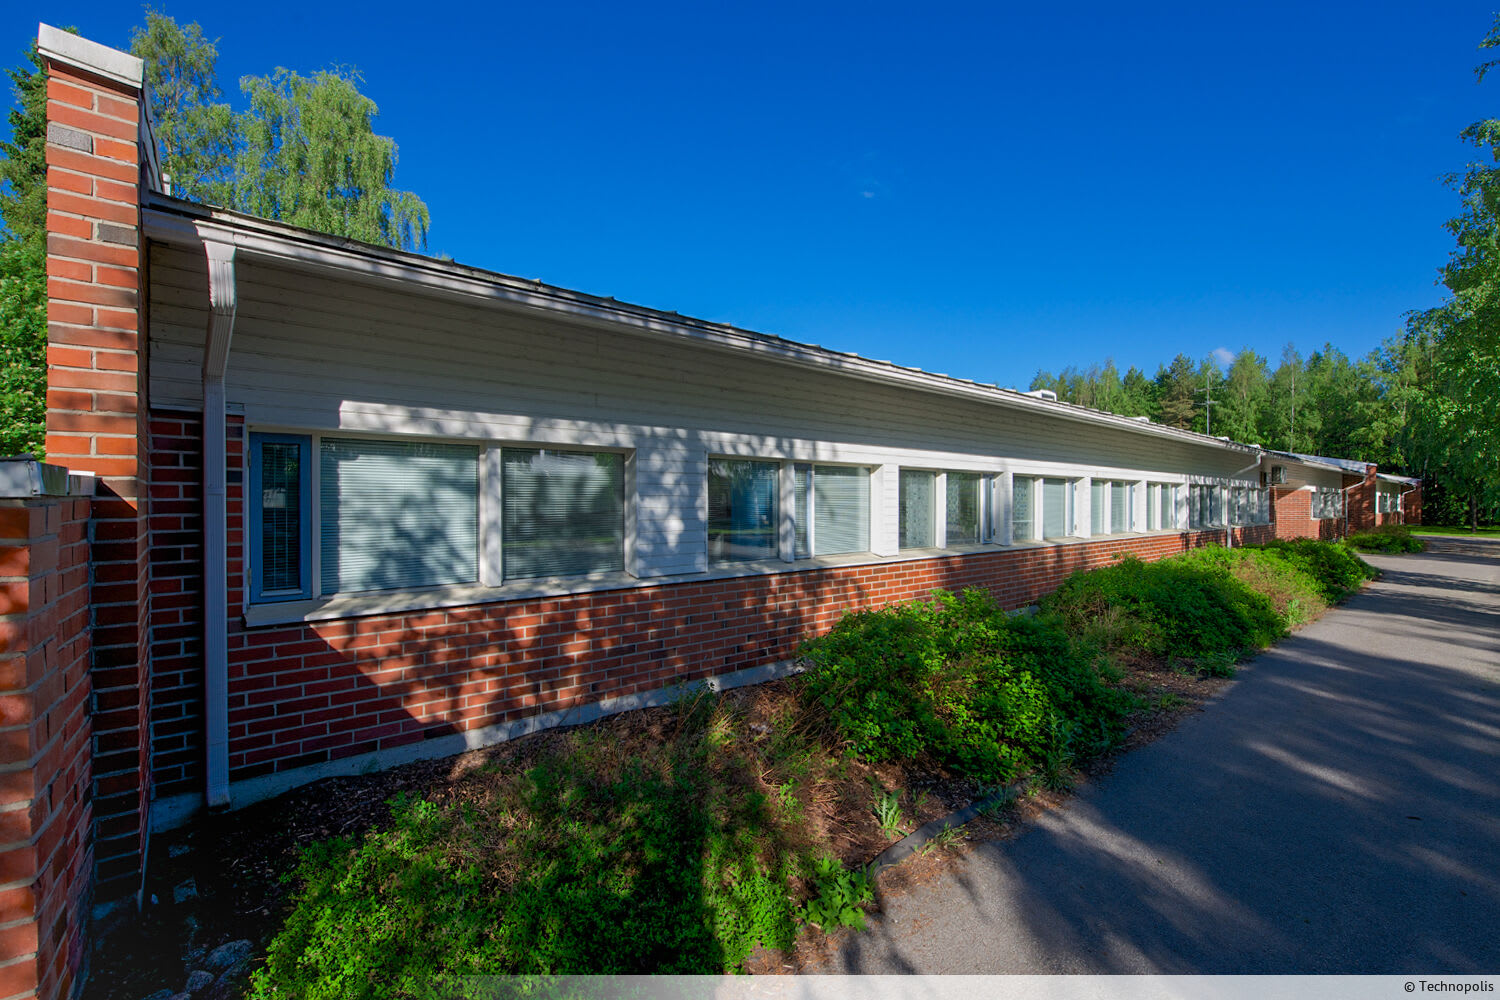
[[1259, 539, 1376, 601], [1041, 553, 1285, 672], [797, 589, 1129, 783], [1346, 524, 1426, 553], [1040, 541, 1374, 676], [249, 702, 808, 997]]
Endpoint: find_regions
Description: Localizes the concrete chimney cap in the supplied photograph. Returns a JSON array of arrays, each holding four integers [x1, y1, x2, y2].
[[37, 23, 143, 88]]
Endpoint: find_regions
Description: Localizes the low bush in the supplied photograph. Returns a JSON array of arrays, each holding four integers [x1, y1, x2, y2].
[[1258, 538, 1376, 602], [249, 694, 823, 997], [1346, 524, 1426, 553], [1042, 552, 1283, 674], [797, 588, 1131, 784], [1041, 540, 1373, 675]]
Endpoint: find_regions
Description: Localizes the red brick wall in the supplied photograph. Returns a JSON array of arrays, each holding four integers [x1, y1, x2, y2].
[[1272, 485, 1345, 541], [1402, 485, 1423, 526], [42, 51, 152, 902], [147, 414, 206, 800], [1346, 466, 1378, 534], [209, 493, 1272, 784], [0, 497, 94, 1000]]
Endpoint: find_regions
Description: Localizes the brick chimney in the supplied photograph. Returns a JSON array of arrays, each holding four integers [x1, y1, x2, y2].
[[37, 23, 154, 909]]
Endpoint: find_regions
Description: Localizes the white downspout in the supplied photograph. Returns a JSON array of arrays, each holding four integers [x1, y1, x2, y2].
[[202, 240, 237, 808], [1397, 485, 1420, 526], [1341, 476, 1364, 539]]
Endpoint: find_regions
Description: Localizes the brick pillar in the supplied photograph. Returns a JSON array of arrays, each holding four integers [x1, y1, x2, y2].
[[38, 27, 151, 906], [0, 482, 95, 1000], [1348, 465, 1378, 535], [1403, 483, 1423, 526]]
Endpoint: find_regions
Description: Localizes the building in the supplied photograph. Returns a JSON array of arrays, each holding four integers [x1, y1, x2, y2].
[[0, 25, 1418, 1000]]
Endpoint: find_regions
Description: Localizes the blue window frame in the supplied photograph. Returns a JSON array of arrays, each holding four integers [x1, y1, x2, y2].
[[248, 433, 313, 603]]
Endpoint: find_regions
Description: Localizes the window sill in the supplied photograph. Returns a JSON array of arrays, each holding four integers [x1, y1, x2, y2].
[[244, 543, 1037, 628], [239, 528, 1248, 629]]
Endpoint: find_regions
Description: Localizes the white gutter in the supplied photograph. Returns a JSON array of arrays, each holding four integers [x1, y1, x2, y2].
[[202, 240, 237, 808], [139, 205, 1259, 460]]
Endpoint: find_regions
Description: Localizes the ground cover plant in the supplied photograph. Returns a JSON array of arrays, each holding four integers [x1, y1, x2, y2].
[[188, 539, 1375, 998], [1345, 524, 1426, 553]]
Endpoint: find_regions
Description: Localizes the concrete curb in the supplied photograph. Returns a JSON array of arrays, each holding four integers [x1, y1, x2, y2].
[[870, 782, 1024, 872]]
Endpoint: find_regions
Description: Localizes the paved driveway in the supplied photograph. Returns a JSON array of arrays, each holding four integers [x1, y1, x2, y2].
[[822, 536, 1500, 973]]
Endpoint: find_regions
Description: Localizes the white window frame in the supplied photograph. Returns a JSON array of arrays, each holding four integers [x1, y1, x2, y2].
[[246, 430, 632, 606]]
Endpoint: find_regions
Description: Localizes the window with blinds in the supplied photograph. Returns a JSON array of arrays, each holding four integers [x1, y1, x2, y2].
[[1109, 481, 1128, 534], [899, 469, 936, 548], [946, 472, 983, 545], [1159, 484, 1174, 531], [320, 437, 480, 594], [502, 449, 624, 579], [1042, 478, 1068, 538], [708, 459, 779, 563], [1013, 476, 1035, 542], [794, 464, 870, 557], [1090, 480, 1106, 535]]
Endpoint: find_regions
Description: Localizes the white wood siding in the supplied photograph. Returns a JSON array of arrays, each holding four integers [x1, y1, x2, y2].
[[150, 245, 1261, 579]]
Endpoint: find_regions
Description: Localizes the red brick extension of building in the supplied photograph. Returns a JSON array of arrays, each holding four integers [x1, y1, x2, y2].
[[0, 26, 1421, 1000]]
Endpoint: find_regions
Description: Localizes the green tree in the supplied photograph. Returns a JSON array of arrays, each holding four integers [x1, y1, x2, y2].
[[1265, 345, 1312, 452], [1120, 365, 1155, 418], [0, 43, 48, 457], [1153, 354, 1197, 430], [1410, 17, 1500, 528], [131, 11, 430, 251], [235, 67, 428, 250], [130, 10, 238, 206], [1216, 349, 1269, 446]]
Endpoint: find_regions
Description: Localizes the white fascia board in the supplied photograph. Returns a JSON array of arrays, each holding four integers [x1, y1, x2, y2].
[[37, 24, 142, 87], [1268, 451, 1345, 475], [142, 204, 1260, 459]]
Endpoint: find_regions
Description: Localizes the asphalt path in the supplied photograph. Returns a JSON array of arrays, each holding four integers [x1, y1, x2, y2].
[[821, 535, 1500, 973]]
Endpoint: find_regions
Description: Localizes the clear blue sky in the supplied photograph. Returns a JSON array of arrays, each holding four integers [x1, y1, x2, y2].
[[9, 2, 1496, 388]]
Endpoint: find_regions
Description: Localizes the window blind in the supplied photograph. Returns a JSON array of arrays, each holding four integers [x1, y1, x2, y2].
[[946, 472, 982, 545], [794, 464, 811, 558], [899, 469, 936, 548], [707, 459, 779, 563], [812, 465, 869, 555], [502, 449, 623, 579], [1042, 478, 1067, 538], [1160, 484, 1174, 531], [319, 438, 479, 594], [1090, 480, 1105, 534], [1109, 481, 1127, 534]]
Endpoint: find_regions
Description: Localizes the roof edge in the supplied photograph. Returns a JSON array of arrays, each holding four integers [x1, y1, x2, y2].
[[141, 195, 1262, 457]]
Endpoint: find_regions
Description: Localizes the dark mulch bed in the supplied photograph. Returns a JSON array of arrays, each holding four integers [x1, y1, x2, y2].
[[85, 666, 1231, 999]]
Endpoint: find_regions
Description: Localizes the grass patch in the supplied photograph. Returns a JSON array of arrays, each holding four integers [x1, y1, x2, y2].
[[1410, 524, 1500, 537], [1346, 524, 1426, 553]]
